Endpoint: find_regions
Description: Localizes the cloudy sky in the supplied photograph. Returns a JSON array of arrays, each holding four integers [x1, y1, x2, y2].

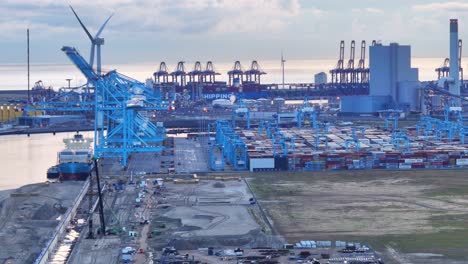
[[1, 0, 468, 64]]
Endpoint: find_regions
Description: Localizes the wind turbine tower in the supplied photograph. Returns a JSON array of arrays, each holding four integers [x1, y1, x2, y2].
[[70, 6, 113, 76]]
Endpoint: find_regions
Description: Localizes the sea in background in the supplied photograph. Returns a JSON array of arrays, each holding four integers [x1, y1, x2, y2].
[[0, 58, 463, 91], [0, 132, 93, 193]]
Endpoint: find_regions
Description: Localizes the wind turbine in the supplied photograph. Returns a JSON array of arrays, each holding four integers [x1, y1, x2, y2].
[[69, 5, 113, 76]]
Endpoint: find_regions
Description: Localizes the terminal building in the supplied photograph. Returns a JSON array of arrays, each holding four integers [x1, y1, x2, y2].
[[341, 43, 420, 113]]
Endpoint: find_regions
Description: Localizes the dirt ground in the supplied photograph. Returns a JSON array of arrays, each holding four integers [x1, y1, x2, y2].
[[149, 179, 284, 251], [249, 170, 468, 264], [0, 181, 84, 264]]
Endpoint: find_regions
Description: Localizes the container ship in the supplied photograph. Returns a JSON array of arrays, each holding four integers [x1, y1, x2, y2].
[[185, 82, 269, 100], [47, 133, 93, 181]]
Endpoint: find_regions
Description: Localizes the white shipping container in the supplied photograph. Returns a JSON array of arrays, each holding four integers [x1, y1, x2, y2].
[[456, 159, 468, 166], [359, 139, 370, 144], [249, 158, 275, 172], [399, 164, 412, 169], [404, 158, 424, 164]]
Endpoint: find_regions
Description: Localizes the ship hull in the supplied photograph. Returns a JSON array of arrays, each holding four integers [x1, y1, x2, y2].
[[46, 166, 60, 179], [58, 162, 91, 181], [194, 91, 268, 100]]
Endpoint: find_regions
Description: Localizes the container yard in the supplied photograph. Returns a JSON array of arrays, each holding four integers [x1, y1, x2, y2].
[[209, 121, 468, 172]]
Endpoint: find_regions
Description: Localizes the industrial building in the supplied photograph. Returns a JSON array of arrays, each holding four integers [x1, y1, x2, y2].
[[18, 115, 86, 127], [314, 72, 327, 85], [341, 43, 420, 113]]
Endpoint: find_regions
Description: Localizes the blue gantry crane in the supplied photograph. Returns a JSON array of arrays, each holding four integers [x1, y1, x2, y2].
[[296, 98, 317, 128], [391, 131, 410, 151], [209, 144, 225, 171], [212, 120, 247, 170], [379, 110, 401, 130], [232, 99, 251, 129], [345, 126, 365, 152], [38, 6, 170, 166], [315, 123, 329, 150], [62, 47, 169, 166]]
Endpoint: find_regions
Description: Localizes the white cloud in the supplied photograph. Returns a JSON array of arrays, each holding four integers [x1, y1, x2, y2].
[[364, 8, 383, 14], [351, 7, 383, 14], [413, 1, 468, 12], [1, 0, 306, 34]]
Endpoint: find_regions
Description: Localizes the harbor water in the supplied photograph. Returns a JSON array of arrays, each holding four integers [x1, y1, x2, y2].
[[0, 132, 93, 192]]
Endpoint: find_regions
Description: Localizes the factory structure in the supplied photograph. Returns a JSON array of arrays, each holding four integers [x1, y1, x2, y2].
[[338, 19, 464, 114], [341, 43, 419, 113]]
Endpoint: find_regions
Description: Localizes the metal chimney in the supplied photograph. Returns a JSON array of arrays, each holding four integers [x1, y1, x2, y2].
[[449, 19, 460, 104]]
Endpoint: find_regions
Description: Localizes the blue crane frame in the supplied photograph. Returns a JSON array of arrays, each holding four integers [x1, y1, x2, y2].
[[62, 46, 169, 166]]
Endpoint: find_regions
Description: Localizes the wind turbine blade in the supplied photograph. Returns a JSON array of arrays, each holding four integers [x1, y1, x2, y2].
[[95, 13, 114, 38], [69, 5, 93, 41]]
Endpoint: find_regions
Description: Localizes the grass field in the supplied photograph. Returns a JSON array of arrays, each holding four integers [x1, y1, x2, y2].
[[249, 170, 468, 263]]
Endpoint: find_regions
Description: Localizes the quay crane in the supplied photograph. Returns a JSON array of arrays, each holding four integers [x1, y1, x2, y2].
[[346, 40, 356, 83], [357, 41, 370, 83], [330, 41, 345, 84], [61, 47, 169, 166], [39, 6, 170, 166]]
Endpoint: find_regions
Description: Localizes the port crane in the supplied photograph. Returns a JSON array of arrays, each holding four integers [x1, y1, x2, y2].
[[62, 47, 169, 166], [33, 6, 170, 166], [346, 40, 356, 83], [212, 120, 247, 170], [357, 41, 370, 83], [228, 61, 244, 86], [435, 39, 463, 81], [171, 61, 187, 86], [232, 99, 251, 129], [244, 61, 266, 84], [27, 5, 112, 113], [203, 61, 220, 83], [330, 41, 346, 84], [296, 98, 317, 128]]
